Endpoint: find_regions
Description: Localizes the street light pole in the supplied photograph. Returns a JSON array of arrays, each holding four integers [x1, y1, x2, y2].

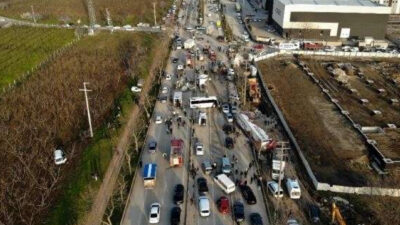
[[79, 82, 94, 137], [153, 2, 157, 26]]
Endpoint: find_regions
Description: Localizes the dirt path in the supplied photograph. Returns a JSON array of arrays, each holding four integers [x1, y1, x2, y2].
[[82, 36, 170, 225]]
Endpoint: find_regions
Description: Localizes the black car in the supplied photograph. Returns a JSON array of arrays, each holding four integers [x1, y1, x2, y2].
[[197, 177, 209, 194], [250, 213, 264, 225], [172, 57, 179, 63], [223, 124, 235, 134], [233, 201, 245, 222], [308, 204, 321, 223], [170, 207, 181, 225], [173, 184, 184, 205], [240, 185, 257, 205], [225, 137, 234, 149], [148, 140, 157, 153]]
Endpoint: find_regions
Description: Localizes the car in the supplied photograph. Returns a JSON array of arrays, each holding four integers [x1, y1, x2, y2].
[[225, 137, 234, 149], [228, 68, 235, 76], [230, 105, 238, 114], [155, 115, 163, 124], [131, 86, 142, 93], [250, 213, 264, 225], [54, 149, 67, 165], [185, 26, 194, 31], [308, 204, 321, 223], [197, 177, 209, 193], [162, 86, 169, 94], [267, 181, 284, 198], [233, 201, 245, 222], [172, 58, 179, 63], [222, 103, 230, 114], [223, 124, 235, 134], [170, 207, 181, 225], [202, 160, 212, 174], [196, 143, 204, 155], [166, 74, 172, 80], [198, 196, 211, 217], [148, 140, 157, 153], [159, 95, 168, 103], [177, 64, 184, 70], [226, 113, 234, 123], [173, 184, 184, 205], [253, 44, 264, 50], [239, 185, 257, 205], [217, 196, 230, 214], [149, 202, 161, 223]]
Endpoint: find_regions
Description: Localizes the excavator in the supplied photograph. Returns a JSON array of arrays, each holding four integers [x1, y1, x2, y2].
[[331, 202, 347, 225]]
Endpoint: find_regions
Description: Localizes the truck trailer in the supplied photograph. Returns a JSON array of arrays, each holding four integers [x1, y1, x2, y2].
[[143, 163, 157, 189]]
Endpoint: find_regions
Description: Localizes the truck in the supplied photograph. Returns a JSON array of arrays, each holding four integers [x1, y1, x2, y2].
[[235, 3, 241, 12], [143, 163, 157, 188], [235, 113, 275, 151], [186, 54, 192, 68], [173, 91, 183, 107], [170, 139, 184, 167], [271, 150, 287, 180]]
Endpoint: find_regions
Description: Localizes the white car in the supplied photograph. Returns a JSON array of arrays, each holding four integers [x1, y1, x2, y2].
[[198, 196, 210, 217], [131, 86, 142, 93], [149, 202, 161, 223], [226, 113, 233, 123], [267, 181, 284, 198], [155, 116, 163, 124], [166, 74, 172, 80], [222, 104, 230, 114], [177, 64, 184, 70], [196, 143, 204, 155], [162, 86, 169, 94], [54, 149, 67, 165]]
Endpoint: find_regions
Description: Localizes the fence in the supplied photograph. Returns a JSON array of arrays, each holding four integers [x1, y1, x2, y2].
[[255, 62, 400, 197], [254, 49, 400, 62]]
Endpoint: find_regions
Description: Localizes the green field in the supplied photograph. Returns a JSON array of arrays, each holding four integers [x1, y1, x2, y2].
[[0, 0, 174, 25], [0, 26, 75, 89]]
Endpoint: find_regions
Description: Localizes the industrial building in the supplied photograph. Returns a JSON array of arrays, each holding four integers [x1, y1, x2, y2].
[[371, 0, 400, 14], [264, 0, 391, 40]]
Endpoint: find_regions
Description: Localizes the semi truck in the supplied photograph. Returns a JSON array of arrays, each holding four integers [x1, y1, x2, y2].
[[143, 163, 157, 189], [170, 139, 184, 167]]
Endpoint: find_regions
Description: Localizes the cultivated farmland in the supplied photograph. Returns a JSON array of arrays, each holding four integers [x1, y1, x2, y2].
[[0, 31, 166, 225], [0, 26, 75, 89], [0, 0, 173, 25]]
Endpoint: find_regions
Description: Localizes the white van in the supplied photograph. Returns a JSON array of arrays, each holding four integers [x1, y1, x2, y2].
[[286, 178, 301, 199], [54, 149, 67, 165], [221, 157, 231, 174], [214, 174, 236, 194], [198, 196, 210, 217]]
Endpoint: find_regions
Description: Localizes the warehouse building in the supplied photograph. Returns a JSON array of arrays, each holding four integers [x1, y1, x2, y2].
[[269, 0, 391, 40]]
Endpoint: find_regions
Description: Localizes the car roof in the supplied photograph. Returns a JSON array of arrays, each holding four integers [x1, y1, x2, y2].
[[199, 197, 210, 209]]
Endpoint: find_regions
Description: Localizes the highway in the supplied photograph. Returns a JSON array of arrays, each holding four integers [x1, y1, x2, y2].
[[121, 0, 269, 224]]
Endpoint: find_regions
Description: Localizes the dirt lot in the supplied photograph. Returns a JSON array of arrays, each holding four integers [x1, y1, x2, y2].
[[302, 57, 400, 161], [258, 57, 400, 188]]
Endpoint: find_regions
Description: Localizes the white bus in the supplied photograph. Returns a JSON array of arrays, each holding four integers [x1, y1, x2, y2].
[[189, 96, 219, 109], [214, 174, 236, 194]]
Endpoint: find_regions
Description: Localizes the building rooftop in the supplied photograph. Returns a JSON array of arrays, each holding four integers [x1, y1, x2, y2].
[[279, 0, 380, 7]]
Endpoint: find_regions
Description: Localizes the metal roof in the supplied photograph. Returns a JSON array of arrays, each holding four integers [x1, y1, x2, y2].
[[279, 0, 380, 7]]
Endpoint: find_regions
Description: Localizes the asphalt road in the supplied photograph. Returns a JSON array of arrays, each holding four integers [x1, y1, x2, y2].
[[121, 0, 269, 224]]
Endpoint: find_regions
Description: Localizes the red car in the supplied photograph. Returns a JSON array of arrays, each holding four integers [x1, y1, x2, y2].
[[217, 196, 230, 214], [253, 44, 264, 50]]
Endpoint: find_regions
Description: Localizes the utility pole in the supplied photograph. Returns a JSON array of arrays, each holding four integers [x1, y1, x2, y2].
[[276, 141, 290, 220], [31, 5, 36, 23], [79, 82, 94, 138], [153, 2, 157, 26]]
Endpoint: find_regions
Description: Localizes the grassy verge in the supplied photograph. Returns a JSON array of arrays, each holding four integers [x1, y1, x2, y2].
[[0, 26, 75, 89]]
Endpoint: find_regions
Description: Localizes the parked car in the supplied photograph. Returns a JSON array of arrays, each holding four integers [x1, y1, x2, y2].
[[166, 74, 172, 80], [267, 181, 283, 198], [230, 105, 238, 114], [308, 204, 321, 224], [226, 113, 234, 123], [54, 149, 67, 165], [223, 124, 235, 134], [239, 185, 257, 205], [225, 137, 234, 149], [172, 57, 179, 63], [173, 184, 184, 205], [162, 86, 169, 94], [131, 86, 142, 93], [195, 142, 204, 155], [148, 140, 157, 153], [202, 160, 212, 175], [198, 196, 211, 217], [149, 202, 161, 224], [155, 115, 163, 124], [170, 207, 181, 225], [177, 64, 184, 70], [197, 177, 209, 193], [217, 196, 230, 214], [222, 103, 230, 114], [233, 201, 245, 222], [250, 213, 264, 225]]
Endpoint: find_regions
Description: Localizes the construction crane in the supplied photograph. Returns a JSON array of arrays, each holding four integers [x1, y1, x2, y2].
[[331, 202, 346, 225]]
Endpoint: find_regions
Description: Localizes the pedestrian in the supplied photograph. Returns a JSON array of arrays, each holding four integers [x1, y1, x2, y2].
[[249, 162, 252, 169], [235, 169, 239, 175], [244, 170, 248, 177], [240, 171, 243, 176], [244, 180, 248, 186], [250, 177, 254, 184], [139, 160, 143, 168]]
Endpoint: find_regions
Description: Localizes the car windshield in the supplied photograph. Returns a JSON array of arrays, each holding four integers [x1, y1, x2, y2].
[[150, 213, 157, 218]]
